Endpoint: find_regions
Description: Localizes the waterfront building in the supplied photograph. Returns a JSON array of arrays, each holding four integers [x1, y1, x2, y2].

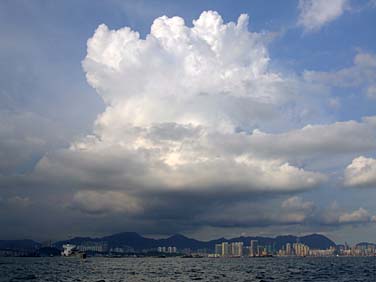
[[258, 246, 266, 256], [214, 242, 244, 257], [215, 244, 222, 256], [110, 247, 126, 253], [309, 247, 335, 257], [286, 243, 292, 256], [77, 241, 109, 253], [221, 242, 229, 257], [157, 246, 177, 253], [230, 242, 243, 257], [181, 248, 191, 254], [167, 246, 177, 253], [249, 240, 258, 256], [293, 243, 309, 257]]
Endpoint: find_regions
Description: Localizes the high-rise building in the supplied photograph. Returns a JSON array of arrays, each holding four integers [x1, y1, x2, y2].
[[293, 243, 309, 257], [257, 246, 264, 256], [237, 242, 244, 257], [221, 242, 229, 257], [157, 246, 177, 253], [230, 242, 243, 257], [286, 243, 292, 256], [215, 244, 222, 256], [250, 240, 258, 257]]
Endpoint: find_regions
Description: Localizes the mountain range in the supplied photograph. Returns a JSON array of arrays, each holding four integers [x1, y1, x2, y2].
[[0, 232, 342, 252], [0, 239, 41, 251], [52, 232, 336, 251]]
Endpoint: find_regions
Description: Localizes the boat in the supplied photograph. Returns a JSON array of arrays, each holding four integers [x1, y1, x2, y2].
[[61, 243, 86, 259], [157, 254, 167, 258], [181, 254, 193, 258]]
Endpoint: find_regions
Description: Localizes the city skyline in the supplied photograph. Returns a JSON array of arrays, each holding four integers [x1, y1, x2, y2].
[[1, 0, 376, 244], [1, 230, 375, 258]]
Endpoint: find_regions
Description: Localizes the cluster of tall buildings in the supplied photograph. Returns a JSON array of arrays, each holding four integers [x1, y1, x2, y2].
[[109, 246, 135, 253], [249, 240, 271, 257], [75, 242, 179, 254], [214, 240, 277, 257], [73, 241, 135, 254], [337, 243, 376, 256], [215, 240, 277, 257], [215, 242, 244, 257], [69, 240, 376, 257], [157, 246, 177, 253], [38, 236, 376, 258], [245, 240, 274, 257], [278, 243, 310, 257], [214, 240, 278, 257], [76, 241, 109, 253], [213, 240, 337, 258]]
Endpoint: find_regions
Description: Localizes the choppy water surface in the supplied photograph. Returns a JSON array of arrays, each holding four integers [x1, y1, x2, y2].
[[1, 257, 375, 282]]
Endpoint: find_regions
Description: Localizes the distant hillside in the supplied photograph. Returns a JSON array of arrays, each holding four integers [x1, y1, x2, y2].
[[356, 242, 376, 247], [54, 232, 209, 250], [299, 234, 336, 249], [0, 239, 41, 250], [53, 232, 336, 251], [38, 247, 61, 256]]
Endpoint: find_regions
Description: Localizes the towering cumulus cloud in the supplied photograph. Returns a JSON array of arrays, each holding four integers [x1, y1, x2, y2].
[[83, 11, 287, 131], [34, 11, 328, 217], [76, 11, 325, 195]]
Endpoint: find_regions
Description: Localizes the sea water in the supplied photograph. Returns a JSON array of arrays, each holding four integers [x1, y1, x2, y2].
[[1, 256, 375, 282]]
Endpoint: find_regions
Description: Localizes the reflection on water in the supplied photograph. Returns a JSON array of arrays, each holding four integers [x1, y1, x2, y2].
[[1, 257, 376, 282]]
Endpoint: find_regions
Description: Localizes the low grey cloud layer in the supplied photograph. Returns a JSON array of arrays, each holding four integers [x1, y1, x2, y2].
[[0, 111, 69, 174]]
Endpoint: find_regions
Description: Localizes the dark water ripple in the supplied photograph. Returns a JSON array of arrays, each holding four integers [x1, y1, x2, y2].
[[0, 257, 375, 282]]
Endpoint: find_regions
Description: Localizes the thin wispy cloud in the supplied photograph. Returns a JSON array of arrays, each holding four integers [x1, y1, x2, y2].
[[298, 0, 349, 32]]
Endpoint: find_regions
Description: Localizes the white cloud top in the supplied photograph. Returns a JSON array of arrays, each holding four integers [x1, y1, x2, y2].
[[83, 11, 292, 132], [344, 156, 376, 188]]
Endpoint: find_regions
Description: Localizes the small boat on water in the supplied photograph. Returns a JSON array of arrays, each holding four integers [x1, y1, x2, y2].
[[182, 254, 203, 258], [61, 243, 86, 259], [182, 254, 193, 258]]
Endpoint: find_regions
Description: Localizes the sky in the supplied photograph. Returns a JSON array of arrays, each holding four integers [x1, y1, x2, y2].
[[1, 0, 376, 244]]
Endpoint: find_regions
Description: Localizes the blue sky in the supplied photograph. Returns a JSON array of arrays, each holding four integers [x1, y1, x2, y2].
[[1, 0, 376, 243]]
